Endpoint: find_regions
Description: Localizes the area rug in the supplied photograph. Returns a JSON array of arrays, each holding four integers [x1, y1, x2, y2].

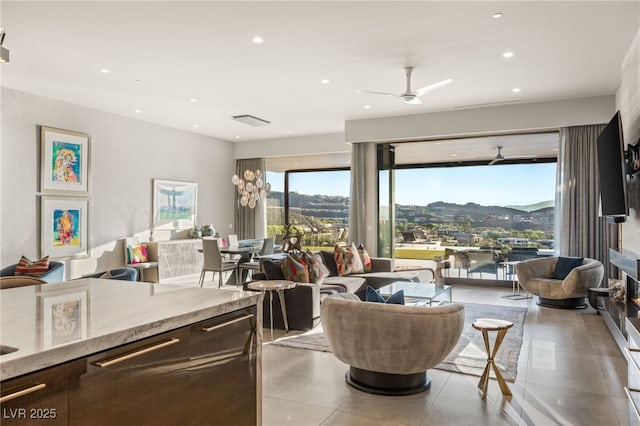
[[271, 302, 527, 382]]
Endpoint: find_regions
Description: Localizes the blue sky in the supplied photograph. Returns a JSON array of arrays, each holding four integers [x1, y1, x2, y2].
[[267, 163, 556, 207]]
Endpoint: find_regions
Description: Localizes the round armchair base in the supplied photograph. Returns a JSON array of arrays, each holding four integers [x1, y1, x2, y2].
[[537, 296, 587, 309], [346, 367, 431, 396]]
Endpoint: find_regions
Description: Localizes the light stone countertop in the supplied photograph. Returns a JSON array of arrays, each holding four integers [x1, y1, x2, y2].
[[0, 278, 262, 381]]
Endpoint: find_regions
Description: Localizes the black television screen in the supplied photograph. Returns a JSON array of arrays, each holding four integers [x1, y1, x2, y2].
[[597, 111, 629, 219]]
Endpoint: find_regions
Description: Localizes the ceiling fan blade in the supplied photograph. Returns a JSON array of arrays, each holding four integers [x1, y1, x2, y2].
[[405, 97, 422, 105], [488, 157, 502, 165], [504, 154, 538, 159], [358, 90, 398, 97], [416, 78, 453, 96]]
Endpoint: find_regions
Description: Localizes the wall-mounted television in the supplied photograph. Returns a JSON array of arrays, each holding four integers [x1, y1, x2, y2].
[[597, 111, 629, 222]]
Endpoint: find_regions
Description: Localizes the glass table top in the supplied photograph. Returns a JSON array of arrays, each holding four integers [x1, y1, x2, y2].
[[378, 281, 451, 300]]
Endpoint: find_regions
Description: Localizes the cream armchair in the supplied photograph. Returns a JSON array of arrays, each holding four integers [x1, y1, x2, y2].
[[516, 257, 605, 309], [321, 293, 464, 395]]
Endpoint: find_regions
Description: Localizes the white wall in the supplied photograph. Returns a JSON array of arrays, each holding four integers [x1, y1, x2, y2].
[[345, 96, 615, 143], [616, 27, 640, 254], [1, 88, 236, 279]]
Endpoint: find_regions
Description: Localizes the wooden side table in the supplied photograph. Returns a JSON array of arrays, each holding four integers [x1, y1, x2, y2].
[[472, 318, 514, 399], [247, 280, 296, 341]]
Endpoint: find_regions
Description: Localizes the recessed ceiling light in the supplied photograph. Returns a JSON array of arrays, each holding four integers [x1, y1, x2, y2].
[[189, 98, 198, 103], [363, 105, 371, 109], [451, 154, 457, 157], [287, 130, 292, 134], [235, 135, 240, 139], [553, 148, 559, 151], [193, 124, 199, 128], [320, 79, 330, 84], [502, 51, 514, 58], [512, 87, 521, 93], [134, 79, 141, 84], [492, 12, 503, 19], [252, 36, 264, 44], [100, 69, 111, 74], [135, 109, 141, 113]]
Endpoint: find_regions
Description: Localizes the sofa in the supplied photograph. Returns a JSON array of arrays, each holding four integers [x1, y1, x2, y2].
[[244, 251, 435, 330]]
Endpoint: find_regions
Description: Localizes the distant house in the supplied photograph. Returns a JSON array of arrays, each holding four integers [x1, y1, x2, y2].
[[497, 237, 530, 247]]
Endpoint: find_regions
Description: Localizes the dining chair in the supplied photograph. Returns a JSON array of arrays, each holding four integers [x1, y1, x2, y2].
[[226, 234, 241, 262], [239, 237, 275, 281], [199, 238, 238, 288]]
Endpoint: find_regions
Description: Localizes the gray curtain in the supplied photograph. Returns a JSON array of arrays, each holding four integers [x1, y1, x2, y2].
[[349, 143, 368, 245], [556, 124, 617, 277], [234, 158, 267, 240]]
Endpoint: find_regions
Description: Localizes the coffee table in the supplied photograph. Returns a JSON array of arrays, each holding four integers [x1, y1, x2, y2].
[[378, 281, 451, 306]]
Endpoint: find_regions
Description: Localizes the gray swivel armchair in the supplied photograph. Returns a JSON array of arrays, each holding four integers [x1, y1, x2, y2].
[[516, 256, 605, 309], [321, 293, 464, 395]]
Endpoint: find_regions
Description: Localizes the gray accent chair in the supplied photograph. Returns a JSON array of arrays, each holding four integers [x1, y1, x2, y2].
[[321, 293, 465, 395], [516, 256, 605, 309]]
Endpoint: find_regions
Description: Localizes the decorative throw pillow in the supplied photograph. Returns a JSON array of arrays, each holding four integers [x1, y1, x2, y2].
[[281, 254, 310, 283], [553, 256, 584, 280], [127, 244, 149, 264], [301, 251, 324, 284], [262, 259, 286, 280], [314, 253, 331, 279], [14, 255, 50, 277], [357, 244, 373, 273], [365, 286, 405, 305], [333, 243, 365, 276]]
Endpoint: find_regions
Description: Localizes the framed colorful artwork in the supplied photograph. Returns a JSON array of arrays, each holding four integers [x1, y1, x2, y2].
[[40, 290, 88, 349], [41, 196, 90, 259], [153, 179, 197, 229], [40, 126, 90, 195]]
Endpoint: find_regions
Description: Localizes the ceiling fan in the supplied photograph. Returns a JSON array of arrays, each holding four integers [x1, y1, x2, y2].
[[489, 145, 537, 165], [359, 67, 452, 105]]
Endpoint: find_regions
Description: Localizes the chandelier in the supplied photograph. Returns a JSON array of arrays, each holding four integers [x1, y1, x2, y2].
[[231, 169, 271, 208]]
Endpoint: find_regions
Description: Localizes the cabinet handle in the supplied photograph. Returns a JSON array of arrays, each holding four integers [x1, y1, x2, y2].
[[0, 383, 47, 403], [201, 314, 254, 333], [94, 338, 180, 368]]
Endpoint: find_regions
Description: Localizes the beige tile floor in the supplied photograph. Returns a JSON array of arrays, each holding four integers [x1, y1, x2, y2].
[[261, 285, 628, 426]]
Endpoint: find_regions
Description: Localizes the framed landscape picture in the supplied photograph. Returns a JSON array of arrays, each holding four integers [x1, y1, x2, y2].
[[40, 290, 88, 349], [40, 126, 90, 195], [41, 196, 90, 259], [153, 179, 197, 229]]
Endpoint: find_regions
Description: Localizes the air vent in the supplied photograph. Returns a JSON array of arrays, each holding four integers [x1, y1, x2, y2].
[[232, 114, 271, 127]]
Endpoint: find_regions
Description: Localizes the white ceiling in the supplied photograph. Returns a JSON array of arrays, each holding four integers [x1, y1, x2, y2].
[[1, 1, 638, 143]]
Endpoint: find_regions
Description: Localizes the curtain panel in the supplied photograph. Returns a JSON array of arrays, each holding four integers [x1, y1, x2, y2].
[[234, 158, 267, 240], [349, 142, 368, 245], [556, 124, 617, 278]]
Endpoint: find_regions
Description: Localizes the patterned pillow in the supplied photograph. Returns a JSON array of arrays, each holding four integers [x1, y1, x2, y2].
[[127, 244, 149, 264], [333, 243, 364, 276], [280, 254, 310, 283], [301, 251, 324, 284], [357, 244, 373, 273], [14, 255, 50, 277]]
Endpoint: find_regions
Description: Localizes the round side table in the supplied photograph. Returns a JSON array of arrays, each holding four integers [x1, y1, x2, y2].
[[472, 318, 514, 399], [247, 280, 296, 341]]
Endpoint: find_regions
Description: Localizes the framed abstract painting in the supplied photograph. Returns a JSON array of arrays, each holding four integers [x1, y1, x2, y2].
[[41, 196, 90, 259], [153, 179, 197, 229], [40, 126, 90, 195]]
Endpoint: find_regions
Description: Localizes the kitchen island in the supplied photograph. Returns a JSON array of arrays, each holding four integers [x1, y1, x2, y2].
[[0, 279, 263, 425]]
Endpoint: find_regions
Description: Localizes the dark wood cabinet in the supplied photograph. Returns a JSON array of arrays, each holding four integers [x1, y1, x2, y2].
[[0, 363, 69, 425], [2, 306, 259, 426], [185, 308, 258, 426], [68, 306, 258, 425]]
